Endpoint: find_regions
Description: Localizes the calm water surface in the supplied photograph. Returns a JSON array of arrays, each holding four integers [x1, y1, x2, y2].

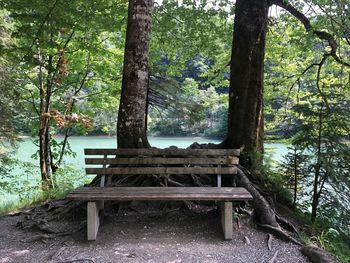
[[16, 136, 288, 167], [16, 136, 223, 168], [2, 136, 288, 204]]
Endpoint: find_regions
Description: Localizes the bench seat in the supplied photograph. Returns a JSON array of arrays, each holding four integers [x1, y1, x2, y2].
[[67, 148, 253, 241], [67, 187, 253, 201]]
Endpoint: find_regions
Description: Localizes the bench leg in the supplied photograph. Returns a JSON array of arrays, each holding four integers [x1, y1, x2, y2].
[[87, 202, 102, 240], [220, 202, 233, 240]]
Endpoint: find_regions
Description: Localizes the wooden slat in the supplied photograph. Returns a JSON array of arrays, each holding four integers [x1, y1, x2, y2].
[[85, 166, 237, 175], [84, 148, 240, 156], [69, 187, 250, 194], [67, 187, 253, 201], [85, 157, 239, 165]]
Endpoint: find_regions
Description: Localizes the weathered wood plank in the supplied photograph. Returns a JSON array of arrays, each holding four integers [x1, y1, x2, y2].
[[69, 187, 251, 194], [87, 202, 102, 241], [84, 148, 240, 156], [220, 202, 233, 240], [67, 187, 253, 201], [70, 186, 248, 192], [68, 193, 252, 201], [85, 157, 239, 165], [85, 166, 237, 175]]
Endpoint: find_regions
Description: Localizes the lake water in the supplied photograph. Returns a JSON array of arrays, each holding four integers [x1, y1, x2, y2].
[[1, 136, 288, 204], [15, 136, 221, 168], [15, 136, 288, 167]]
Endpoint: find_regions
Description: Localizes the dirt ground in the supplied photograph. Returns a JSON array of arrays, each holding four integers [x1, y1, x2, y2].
[[0, 209, 310, 263]]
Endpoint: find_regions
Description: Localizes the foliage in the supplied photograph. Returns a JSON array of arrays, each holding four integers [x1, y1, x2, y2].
[[149, 77, 227, 137], [0, 151, 40, 201], [279, 145, 308, 207], [0, 160, 89, 214], [0, 1, 349, 260], [301, 217, 350, 263], [1, 0, 126, 183], [0, 9, 21, 141], [52, 165, 88, 193]]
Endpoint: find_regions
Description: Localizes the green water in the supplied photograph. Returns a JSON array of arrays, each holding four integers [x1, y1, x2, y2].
[[15, 136, 288, 166], [16, 136, 223, 168], [1, 136, 288, 204]]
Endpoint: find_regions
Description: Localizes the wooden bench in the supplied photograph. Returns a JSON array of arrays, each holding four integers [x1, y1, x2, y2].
[[67, 148, 253, 241]]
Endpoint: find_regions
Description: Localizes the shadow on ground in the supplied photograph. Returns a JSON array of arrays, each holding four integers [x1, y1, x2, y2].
[[0, 209, 309, 263]]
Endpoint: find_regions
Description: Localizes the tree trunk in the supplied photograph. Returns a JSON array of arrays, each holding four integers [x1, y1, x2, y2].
[[311, 106, 324, 222], [293, 148, 298, 208], [117, 0, 154, 148], [222, 0, 268, 158], [38, 53, 54, 190]]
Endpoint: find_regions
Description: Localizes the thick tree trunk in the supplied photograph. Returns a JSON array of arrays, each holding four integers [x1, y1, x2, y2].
[[117, 0, 153, 148], [222, 0, 268, 157]]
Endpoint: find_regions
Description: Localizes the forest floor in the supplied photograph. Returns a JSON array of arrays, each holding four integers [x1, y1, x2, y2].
[[0, 207, 310, 263]]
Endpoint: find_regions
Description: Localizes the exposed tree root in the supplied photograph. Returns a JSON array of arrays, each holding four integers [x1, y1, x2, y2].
[[275, 214, 300, 235], [22, 232, 73, 243], [16, 199, 86, 235], [233, 166, 340, 262], [236, 167, 279, 227], [258, 224, 302, 246], [235, 166, 303, 246], [301, 245, 339, 263]]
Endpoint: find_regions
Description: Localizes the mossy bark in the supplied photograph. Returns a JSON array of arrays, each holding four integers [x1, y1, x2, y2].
[[117, 0, 153, 148], [222, 0, 268, 158]]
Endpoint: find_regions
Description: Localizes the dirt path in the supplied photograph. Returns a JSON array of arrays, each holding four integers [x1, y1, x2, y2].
[[0, 210, 309, 263]]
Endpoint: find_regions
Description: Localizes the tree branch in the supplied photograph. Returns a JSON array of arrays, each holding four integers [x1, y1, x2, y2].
[[270, 0, 350, 68], [23, 0, 60, 61], [48, 30, 75, 89]]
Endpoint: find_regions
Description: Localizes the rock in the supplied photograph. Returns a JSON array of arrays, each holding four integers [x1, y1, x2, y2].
[[126, 252, 137, 258], [300, 245, 339, 263], [244, 236, 251, 245]]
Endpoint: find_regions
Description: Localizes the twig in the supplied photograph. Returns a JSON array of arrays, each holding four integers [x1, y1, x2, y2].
[[60, 259, 95, 263], [258, 224, 303, 246], [50, 246, 67, 261], [267, 234, 273, 251], [268, 250, 279, 263]]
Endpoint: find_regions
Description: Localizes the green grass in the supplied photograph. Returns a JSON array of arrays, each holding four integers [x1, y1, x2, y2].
[[263, 167, 350, 263], [0, 165, 90, 216], [299, 224, 350, 263], [0, 187, 74, 216]]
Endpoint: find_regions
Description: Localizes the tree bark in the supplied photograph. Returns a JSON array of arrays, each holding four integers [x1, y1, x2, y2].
[[311, 106, 324, 222], [117, 0, 154, 148], [38, 52, 54, 190], [293, 147, 298, 208], [222, 0, 268, 157]]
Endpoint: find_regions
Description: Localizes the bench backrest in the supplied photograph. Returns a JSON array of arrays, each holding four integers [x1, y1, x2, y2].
[[84, 148, 240, 176]]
